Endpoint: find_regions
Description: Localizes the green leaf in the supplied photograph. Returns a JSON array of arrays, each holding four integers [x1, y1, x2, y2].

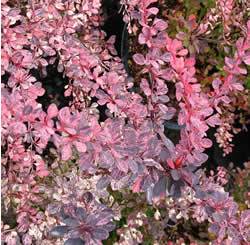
[[145, 207, 156, 218], [245, 76, 250, 89]]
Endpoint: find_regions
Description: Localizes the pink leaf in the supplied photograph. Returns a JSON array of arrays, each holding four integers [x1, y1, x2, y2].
[[206, 114, 221, 127], [225, 57, 234, 69], [148, 7, 159, 15], [116, 159, 129, 173], [177, 49, 188, 56], [153, 19, 168, 31], [212, 78, 222, 90], [201, 138, 213, 148], [37, 170, 49, 177], [64, 127, 77, 135], [243, 54, 250, 65], [74, 141, 87, 153], [167, 159, 175, 169], [132, 176, 143, 193], [133, 53, 145, 65], [231, 83, 244, 91], [47, 104, 58, 118], [61, 144, 72, 161]]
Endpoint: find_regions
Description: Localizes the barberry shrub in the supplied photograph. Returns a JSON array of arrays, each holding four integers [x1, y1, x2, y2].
[[1, 0, 250, 244]]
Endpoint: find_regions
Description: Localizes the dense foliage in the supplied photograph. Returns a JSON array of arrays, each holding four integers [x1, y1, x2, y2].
[[1, 0, 250, 244]]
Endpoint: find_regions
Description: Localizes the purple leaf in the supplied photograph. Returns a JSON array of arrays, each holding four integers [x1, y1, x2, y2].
[[63, 218, 79, 227], [96, 176, 110, 189], [64, 238, 85, 245], [50, 226, 69, 237], [76, 207, 87, 220], [92, 228, 109, 240], [170, 169, 181, 181], [152, 177, 168, 202]]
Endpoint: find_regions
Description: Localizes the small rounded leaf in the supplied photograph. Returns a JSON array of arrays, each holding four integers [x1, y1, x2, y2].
[[133, 53, 145, 65], [47, 103, 58, 118]]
